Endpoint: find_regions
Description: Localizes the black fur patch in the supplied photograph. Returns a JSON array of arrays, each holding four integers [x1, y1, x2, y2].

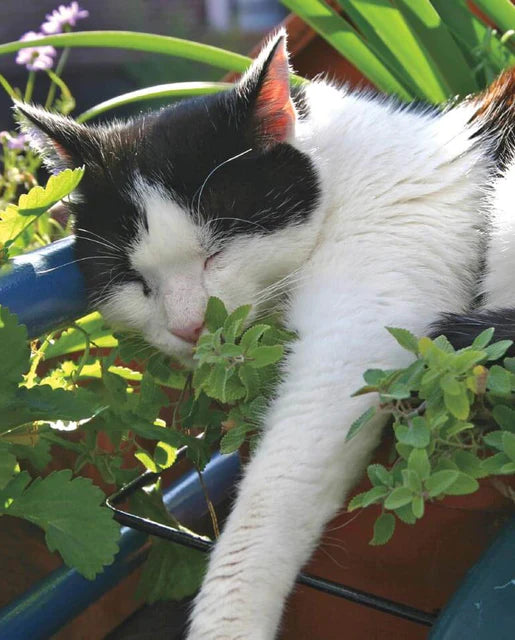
[[17, 82, 319, 303], [431, 309, 515, 357]]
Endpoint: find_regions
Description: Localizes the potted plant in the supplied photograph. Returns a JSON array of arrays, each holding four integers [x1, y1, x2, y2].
[[0, 1, 514, 638]]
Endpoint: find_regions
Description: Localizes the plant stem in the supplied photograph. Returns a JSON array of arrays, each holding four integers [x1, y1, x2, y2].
[[195, 464, 220, 538], [24, 71, 35, 102], [45, 47, 70, 110]]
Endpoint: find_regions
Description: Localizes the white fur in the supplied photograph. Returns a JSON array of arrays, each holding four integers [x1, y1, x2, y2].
[[184, 85, 493, 639], [481, 161, 515, 308], [99, 66, 494, 639]]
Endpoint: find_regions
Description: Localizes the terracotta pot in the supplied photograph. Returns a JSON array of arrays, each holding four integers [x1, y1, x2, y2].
[[280, 441, 514, 640]]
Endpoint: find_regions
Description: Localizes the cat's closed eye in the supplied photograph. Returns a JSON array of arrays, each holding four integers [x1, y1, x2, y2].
[[133, 274, 152, 297]]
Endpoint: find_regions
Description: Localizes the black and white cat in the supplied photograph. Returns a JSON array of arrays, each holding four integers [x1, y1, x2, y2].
[[17, 32, 514, 640]]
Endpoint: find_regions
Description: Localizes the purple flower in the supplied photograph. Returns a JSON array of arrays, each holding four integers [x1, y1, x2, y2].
[[16, 32, 56, 71], [6, 133, 29, 150], [41, 2, 89, 34]]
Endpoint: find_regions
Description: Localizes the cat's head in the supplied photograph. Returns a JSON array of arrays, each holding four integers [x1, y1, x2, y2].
[[16, 32, 321, 362]]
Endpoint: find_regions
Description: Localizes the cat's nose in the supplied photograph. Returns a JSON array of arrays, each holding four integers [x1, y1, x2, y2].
[[170, 322, 204, 344]]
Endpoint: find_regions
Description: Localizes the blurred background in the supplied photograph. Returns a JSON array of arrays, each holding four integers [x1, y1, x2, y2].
[[0, 0, 287, 128]]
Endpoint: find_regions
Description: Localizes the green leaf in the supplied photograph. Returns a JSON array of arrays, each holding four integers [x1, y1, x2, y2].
[[386, 327, 419, 354], [370, 513, 396, 545], [394, 417, 430, 449], [220, 343, 242, 358], [443, 388, 470, 420], [154, 442, 177, 470], [367, 463, 393, 487], [0, 306, 29, 387], [204, 297, 228, 332], [440, 373, 462, 395], [481, 452, 511, 475], [483, 430, 504, 450], [246, 345, 284, 369], [0, 449, 18, 490], [408, 448, 431, 480], [0, 169, 84, 247], [384, 487, 413, 510], [360, 486, 389, 508], [137, 539, 205, 602], [401, 469, 422, 493], [0, 31, 253, 74], [240, 324, 270, 352], [280, 0, 413, 100], [453, 450, 485, 478], [238, 365, 260, 401], [487, 365, 512, 395], [363, 369, 387, 386], [492, 405, 515, 433], [6, 470, 119, 578], [446, 472, 479, 496], [473, 0, 515, 37], [471, 328, 495, 350], [207, 364, 230, 403], [485, 340, 513, 361], [223, 305, 252, 342], [502, 432, 515, 462], [394, 502, 417, 524], [346, 406, 377, 442], [503, 357, 515, 374], [78, 81, 230, 122], [424, 470, 459, 498], [347, 493, 365, 512], [220, 423, 252, 454], [411, 495, 425, 519]]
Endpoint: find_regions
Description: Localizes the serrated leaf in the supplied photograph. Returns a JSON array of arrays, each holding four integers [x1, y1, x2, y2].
[[408, 448, 430, 480], [484, 430, 504, 450], [395, 417, 430, 449], [220, 343, 242, 358], [401, 469, 422, 492], [0, 306, 29, 387], [485, 340, 513, 361], [367, 463, 393, 487], [154, 441, 177, 470], [502, 432, 515, 462], [361, 486, 389, 507], [492, 405, 515, 433], [6, 470, 119, 578], [446, 472, 479, 496], [386, 327, 418, 353], [246, 345, 284, 369], [370, 513, 395, 546], [347, 493, 364, 512], [137, 539, 205, 602], [346, 406, 377, 442], [503, 357, 515, 374], [443, 387, 469, 420], [238, 364, 260, 401], [220, 422, 252, 454], [425, 470, 459, 498], [240, 324, 270, 352], [394, 502, 417, 525], [452, 350, 486, 373], [223, 304, 252, 342], [487, 365, 512, 395], [440, 373, 461, 395], [204, 297, 228, 332], [481, 452, 510, 475], [207, 364, 230, 403], [453, 450, 485, 478], [363, 369, 387, 386], [0, 168, 83, 245], [384, 487, 413, 510], [471, 328, 495, 350]]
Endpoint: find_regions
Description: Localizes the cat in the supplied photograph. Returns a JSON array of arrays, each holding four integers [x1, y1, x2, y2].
[[16, 31, 514, 640]]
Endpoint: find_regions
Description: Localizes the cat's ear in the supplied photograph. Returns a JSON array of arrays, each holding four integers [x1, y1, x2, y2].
[[14, 102, 87, 171], [239, 30, 297, 148]]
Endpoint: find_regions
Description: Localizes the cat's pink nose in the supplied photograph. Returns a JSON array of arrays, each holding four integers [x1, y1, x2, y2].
[[170, 322, 204, 344]]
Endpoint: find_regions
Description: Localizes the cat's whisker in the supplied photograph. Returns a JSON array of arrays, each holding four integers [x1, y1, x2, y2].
[[194, 148, 253, 224], [38, 255, 119, 275], [75, 227, 124, 254], [74, 234, 124, 257]]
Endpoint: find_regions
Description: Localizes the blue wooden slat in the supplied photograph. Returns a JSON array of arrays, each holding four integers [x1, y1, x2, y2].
[[429, 517, 515, 639], [0, 236, 88, 337], [0, 451, 240, 640]]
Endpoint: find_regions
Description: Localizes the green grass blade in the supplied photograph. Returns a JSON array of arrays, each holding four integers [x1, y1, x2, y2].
[[392, 0, 478, 96], [0, 31, 252, 73], [432, 0, 515, 85], [281, 0, 414, 101], [77, 81, 232, 123], [333, 0, 421, 96], [339, 0, 450, 103], [473, 0, 515, 38]]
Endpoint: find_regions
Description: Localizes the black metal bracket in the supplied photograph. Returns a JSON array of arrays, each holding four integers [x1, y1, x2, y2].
[[106, 450, 436, 628]]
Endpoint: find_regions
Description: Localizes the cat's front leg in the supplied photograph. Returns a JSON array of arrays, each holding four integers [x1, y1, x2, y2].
[[186, 303, 415, 640]]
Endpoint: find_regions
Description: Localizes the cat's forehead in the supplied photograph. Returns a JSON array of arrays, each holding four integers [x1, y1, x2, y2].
[[128, 177, 206, 271]]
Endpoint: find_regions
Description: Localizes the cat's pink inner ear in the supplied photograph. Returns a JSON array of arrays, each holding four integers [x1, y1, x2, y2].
[[253, 37, 296, 145]]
